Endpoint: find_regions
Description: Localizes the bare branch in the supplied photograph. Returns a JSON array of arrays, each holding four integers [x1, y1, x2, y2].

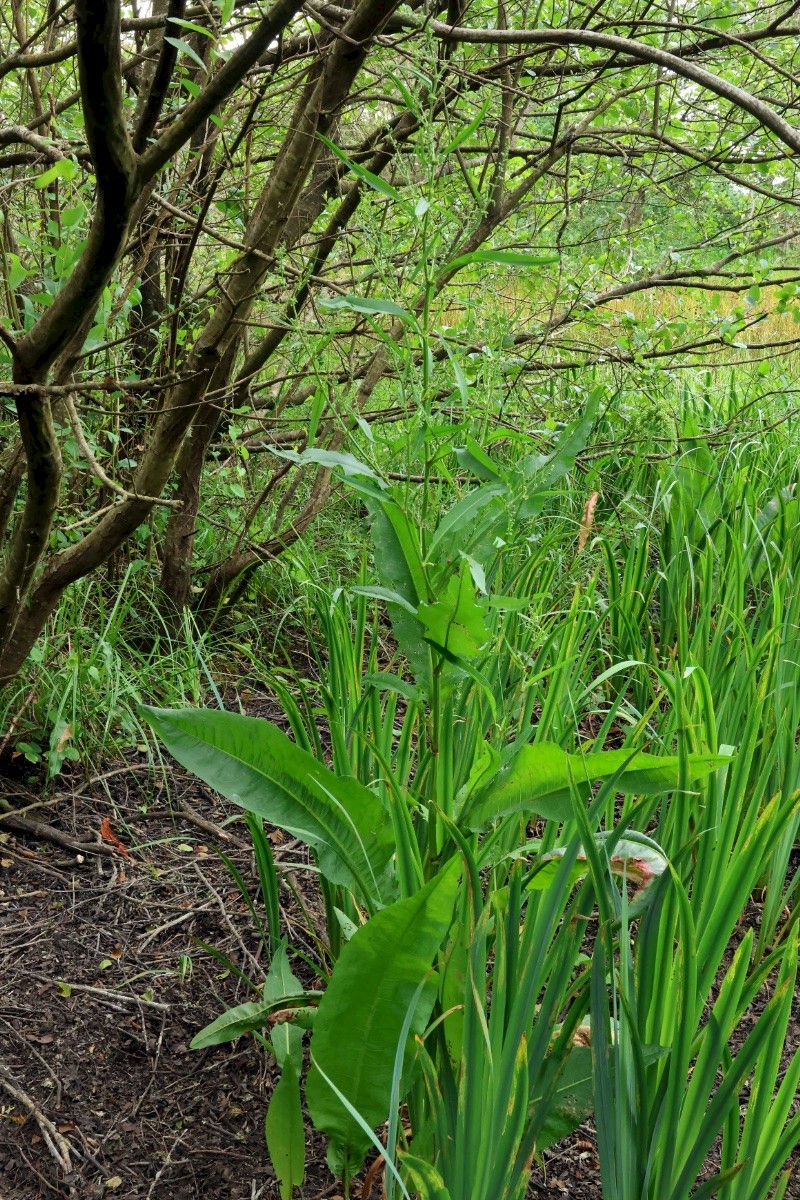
[[13, 0, 138, 379], [138, 0, 306, 181], [428, 24, 800, 154]]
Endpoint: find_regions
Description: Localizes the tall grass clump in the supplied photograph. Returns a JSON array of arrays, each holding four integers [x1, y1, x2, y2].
[[143, 374, 800, 1199]]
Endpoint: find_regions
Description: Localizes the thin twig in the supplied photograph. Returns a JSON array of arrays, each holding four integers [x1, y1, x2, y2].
[[177, 796, 249, 851], [0, 1064, 74, 1172], [131, 1011, 167, 1118], [47, 980, 171, 1011], [0, 812, 117, 857], [138, 901, 214, 952], [145, 1132, 185, 1200], [192, 860, 263, 979], [0, 1019, 63, 1108], [63, 393, 183, 509], [0, 687, 36, 758]]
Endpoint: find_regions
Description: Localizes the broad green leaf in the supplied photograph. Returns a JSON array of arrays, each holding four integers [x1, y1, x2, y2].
[[362, 671, 422, 702], [453, 437, 505, 483], [264, 942, 304, 1072], [365, 495, 432, 690], [427, 481, 507, 563], [34, 158, 76, 189], [306, 860, 461, 1173], [417, 560, 489, 659], [533, 1039, 667, 1153], [275, 446, 386, 484], [8, 253, 28, 290], [190, 994, 311, 1048], [367, 496, 429, 605], [466, 742, 732, 828], [265, 1059, 305, 1200], [333, 906, 360, 942], [143, 707, 396, 904], [533, 1046, 594, 1151]]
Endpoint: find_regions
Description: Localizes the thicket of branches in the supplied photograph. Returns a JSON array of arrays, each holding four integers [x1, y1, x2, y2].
[[1, 0, 799, 682]]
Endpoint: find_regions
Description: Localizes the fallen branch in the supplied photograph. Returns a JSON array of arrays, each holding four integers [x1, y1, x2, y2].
[[177, 796, 249, 851], [40, 977, 171, 1011], [0, 1064, 74, 1173], [0, 813, 117, 858]]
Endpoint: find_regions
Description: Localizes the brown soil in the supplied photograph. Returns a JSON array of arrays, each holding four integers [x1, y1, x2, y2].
[[0, 749, 796, 1200], [0, 754, 340, 1200]]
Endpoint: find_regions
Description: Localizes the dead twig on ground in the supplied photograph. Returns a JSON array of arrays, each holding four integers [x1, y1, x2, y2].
[[145, 1132, 185, 1200], [0, 1063, 74, 1173], [131, 1011, 168, 1119], [193, 859, 263, 979], [0, 1019, 63, 1108], [28, 973, 171, 1011], [138, 900, 214, 951], [177, 795, 250, 850], [0, 814, 118, 857]]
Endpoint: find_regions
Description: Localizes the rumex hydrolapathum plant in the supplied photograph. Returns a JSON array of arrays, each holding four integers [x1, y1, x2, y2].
[[144, 401, 740, 1198]]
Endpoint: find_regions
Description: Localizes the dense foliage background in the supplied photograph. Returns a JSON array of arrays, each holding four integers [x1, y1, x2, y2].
[[1, 0, 800, 1196]]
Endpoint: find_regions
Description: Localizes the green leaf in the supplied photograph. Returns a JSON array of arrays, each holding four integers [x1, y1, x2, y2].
[[274, 446, 386, 484], [443, 98, 492, 156], [365, 494, 432, 691], [417, 560, 489, 659], [265, 1059, 305, 1200], [527, 836, 668, 891], [191, 995, 308, 1048], [533, 1046, 594, 1151], [306, 860, 461, 1173], [454, 740, 501, 820], [362, 671, 422, 702], [319, 294, 415, 322], [445, 248, 559, 273], [264, 941, 305, 1071], [427, 481, 507, 564], [467, 742, 731, 828], [168, 15, 214, 36], [351, 585, 418, 614], [34, 158, 76, 189], [164, 35, 207, 72], [367, 495, 428, 606], [8, 253, 28, 290], [143, 707, 396, 904], [399, 1153, 453, 1200], [318, 133, 409, 208], [514, 389, 602, 518], [453, 437, 505, 483]]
